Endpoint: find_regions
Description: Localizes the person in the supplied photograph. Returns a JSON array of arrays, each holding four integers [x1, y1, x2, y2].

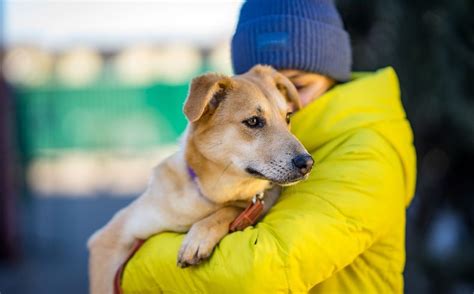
[[121, 0, 416, 292]]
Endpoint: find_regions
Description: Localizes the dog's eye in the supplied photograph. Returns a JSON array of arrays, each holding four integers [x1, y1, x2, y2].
[[286, 112, 293, 124], [243, 116, 265, 128]]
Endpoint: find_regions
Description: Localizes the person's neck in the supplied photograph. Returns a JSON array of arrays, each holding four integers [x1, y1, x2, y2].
[[184, 131, 269, 204]]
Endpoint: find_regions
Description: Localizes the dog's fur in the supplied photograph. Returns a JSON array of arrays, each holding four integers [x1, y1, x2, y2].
[[87, 65, 313, 294]]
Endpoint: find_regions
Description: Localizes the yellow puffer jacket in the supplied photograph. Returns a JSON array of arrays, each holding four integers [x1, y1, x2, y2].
[[122, 67, 416, 293]]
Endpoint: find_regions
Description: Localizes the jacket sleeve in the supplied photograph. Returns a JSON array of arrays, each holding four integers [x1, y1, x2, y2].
[[122, 129, 407, 293]]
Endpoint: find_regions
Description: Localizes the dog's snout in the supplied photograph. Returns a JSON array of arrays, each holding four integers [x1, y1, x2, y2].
[[292, 154, 314, 175]]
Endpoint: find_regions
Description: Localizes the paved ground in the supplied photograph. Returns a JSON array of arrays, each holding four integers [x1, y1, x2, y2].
[[0, 196, 132, 294], [1, 195, 472, 294]]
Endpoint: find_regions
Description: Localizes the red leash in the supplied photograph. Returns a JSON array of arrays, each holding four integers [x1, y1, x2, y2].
[[113, 239, 145, 294]]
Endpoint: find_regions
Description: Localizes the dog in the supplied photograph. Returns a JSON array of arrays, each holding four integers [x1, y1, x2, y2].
[[87, 65, 314, 294]]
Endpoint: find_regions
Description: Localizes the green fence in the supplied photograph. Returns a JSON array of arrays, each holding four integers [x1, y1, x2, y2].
[[15, 82, 190, 159]]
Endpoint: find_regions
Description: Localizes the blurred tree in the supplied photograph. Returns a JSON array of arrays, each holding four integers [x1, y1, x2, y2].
[[337, 0, 474, 293], [0, 53, 20, 261]]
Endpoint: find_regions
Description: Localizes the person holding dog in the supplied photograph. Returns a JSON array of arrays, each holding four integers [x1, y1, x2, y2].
[[120, 0, 416, 292]]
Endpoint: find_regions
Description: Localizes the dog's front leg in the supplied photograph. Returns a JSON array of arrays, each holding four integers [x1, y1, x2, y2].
[[177, 206, 242, 267]]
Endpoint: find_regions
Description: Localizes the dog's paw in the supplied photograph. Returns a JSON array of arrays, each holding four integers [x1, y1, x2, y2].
[[177, 223, 219, 268]]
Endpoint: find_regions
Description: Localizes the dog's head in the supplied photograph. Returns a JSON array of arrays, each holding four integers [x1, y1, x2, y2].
[[183, 65, 313, 185]]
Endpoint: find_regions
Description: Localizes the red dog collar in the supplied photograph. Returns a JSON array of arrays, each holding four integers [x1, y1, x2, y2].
[[229, 193, 265, 232]]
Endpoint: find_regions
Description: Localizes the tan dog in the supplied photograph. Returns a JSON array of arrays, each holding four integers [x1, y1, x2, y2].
[[87, 65, 314, 294]]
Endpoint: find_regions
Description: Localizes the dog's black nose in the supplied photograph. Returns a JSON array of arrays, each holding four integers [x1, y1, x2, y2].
[[292, 154, 314, 175]]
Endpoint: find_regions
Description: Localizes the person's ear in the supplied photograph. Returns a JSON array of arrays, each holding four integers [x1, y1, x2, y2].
[[183, 73, 233, 122], [290, 74, 335, 107]]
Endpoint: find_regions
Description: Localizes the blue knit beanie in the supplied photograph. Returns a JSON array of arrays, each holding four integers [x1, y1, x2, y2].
[[231, 0, 352, 81]]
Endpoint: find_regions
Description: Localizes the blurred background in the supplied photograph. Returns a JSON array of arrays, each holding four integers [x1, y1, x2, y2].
[[0, 0, 472, 293]]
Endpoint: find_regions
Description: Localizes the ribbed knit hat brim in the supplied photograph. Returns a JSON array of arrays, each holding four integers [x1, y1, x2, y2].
[[232, 15, 351, 81]]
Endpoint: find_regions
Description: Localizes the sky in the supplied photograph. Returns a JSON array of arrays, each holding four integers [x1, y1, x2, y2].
[[3, 0, 244, 50]]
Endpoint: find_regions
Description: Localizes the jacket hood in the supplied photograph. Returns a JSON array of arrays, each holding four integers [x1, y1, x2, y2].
[[291, 67, 416, 206]]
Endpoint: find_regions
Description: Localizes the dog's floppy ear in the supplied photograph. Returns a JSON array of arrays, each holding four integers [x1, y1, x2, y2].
[[183, 73, 233, 122], [273, 72, 302, 111], [249, 65, 301, 111]]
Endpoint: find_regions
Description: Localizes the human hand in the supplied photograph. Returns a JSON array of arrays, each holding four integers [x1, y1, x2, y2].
[[279, 70, 335, 108]]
